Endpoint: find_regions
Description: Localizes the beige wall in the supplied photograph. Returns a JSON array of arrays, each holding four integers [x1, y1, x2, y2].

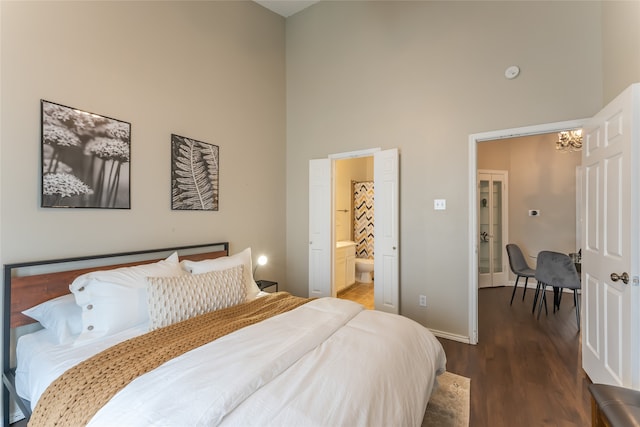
[[335, 157, 373, 241], [0, 2, 286, 281], [478, 134, 581, 283], [286, 1, 603, 338], [602, 1, 640, 104], [1, 0, 637, 345]]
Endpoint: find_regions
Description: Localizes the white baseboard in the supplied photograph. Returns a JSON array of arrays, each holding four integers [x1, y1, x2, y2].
[[429, 328, 471, 344]]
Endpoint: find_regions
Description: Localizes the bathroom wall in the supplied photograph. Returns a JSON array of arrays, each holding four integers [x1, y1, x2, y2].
[[334, 157, 373, 242]]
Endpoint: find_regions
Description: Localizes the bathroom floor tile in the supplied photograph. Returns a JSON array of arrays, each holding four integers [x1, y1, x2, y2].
[[337, 282, 374, 309]]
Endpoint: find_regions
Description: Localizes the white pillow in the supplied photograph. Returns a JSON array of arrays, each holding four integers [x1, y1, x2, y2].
[[180, 247, 260, 301], [146, 265, 246, 330], [69, 252, 184, 343], [22, 294, 82, 344]]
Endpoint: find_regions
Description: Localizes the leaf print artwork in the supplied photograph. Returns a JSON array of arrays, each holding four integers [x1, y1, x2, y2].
[[41, 100, 131, 208], [171, 134, 219, 211]]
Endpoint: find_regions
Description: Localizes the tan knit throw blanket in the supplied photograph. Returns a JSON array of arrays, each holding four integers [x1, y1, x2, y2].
[[29, 292, 311, 427]]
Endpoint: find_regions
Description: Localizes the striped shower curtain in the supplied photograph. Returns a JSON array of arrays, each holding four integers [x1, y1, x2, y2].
[[353, 181, 374, 259]]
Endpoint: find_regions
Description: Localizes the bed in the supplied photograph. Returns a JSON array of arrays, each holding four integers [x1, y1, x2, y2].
[[2, 242, 446, 426]]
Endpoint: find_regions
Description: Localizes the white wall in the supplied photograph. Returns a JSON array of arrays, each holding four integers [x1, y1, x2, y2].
[[285, 1, 603, 338], [0, 2, 287, 281]]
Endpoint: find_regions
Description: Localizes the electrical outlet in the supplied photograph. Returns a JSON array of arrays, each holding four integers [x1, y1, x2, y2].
[[419, 295, 427, 307]]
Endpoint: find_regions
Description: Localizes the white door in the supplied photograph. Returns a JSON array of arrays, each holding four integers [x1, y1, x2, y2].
[[477, 170, 508, 288], [309, 149, 400, 311], [308, 158, 332, 298], [582, 83, 640, 388], [374, 148, 399, 314]]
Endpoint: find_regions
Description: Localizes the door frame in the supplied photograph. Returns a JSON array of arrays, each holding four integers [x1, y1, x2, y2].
[[467, 119, 587, 344], [329, 148, 380, 298]]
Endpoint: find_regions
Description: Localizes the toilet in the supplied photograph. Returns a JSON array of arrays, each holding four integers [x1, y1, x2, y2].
[[355, 258, 374, 283]]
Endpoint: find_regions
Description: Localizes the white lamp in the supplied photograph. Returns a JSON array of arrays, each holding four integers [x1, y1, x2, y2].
[[253, 255, 268, 278]]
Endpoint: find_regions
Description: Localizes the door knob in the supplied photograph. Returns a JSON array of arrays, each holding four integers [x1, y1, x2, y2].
[[610, 272, 629, 284]]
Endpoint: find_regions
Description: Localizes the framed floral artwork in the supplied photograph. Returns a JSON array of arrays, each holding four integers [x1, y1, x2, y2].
[[41, 100, 131, 208], [171, 134, 219, 211]]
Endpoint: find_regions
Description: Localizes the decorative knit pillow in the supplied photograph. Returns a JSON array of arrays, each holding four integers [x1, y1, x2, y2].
[[146, 264, 246, 330], [180, 247, 260, 301]]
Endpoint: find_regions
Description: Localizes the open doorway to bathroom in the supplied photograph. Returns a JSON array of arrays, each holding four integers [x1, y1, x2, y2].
[[309, 147, 398, 313], [334, 156, 375, 309]]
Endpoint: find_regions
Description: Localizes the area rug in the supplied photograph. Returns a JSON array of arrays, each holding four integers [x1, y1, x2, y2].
[[422, 371, 471, 427]]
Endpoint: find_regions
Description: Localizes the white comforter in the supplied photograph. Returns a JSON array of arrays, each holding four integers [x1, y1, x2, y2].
[[19, 298, 446, 426]]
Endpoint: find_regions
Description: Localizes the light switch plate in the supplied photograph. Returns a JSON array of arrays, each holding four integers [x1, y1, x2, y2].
[[434, 199, 446, 210]]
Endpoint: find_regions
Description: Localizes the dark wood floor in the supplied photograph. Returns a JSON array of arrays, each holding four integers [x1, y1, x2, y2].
[[439, 286, 591, 426]]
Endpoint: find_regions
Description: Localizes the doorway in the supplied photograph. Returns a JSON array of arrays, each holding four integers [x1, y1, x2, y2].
[[308, 148, 399, 314], [477, 170, 508, 288], [467, 119, 586, 344], [334, 156, 374, 309]]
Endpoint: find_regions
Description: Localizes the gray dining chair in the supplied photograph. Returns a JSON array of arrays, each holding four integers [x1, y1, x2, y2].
[[534, 250, 581, 330], [506, 244, 536, 305]]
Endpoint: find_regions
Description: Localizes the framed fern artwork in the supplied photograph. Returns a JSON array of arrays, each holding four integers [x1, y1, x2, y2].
[[41, 100, 131, 209], [171, 134, 219, 211]]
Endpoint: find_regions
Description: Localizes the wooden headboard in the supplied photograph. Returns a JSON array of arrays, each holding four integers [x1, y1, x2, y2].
[[4, 242, 229, 329], [2, 242, 229, 425]]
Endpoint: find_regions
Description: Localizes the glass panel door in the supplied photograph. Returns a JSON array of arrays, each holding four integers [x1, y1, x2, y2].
[[492, 179, 503, 273], [478, 179, 490, 275], [478, 170, 508, 287]]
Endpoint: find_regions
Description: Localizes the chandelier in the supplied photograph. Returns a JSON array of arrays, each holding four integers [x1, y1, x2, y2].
[[556, 129, 583, 152]]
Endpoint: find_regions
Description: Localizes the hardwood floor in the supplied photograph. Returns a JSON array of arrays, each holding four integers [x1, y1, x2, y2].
[[338, 284, 591, 426], [441, 286, 591, 426]]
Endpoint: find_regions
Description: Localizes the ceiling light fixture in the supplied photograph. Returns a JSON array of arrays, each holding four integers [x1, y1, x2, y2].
[[556, 129, 583, 152]]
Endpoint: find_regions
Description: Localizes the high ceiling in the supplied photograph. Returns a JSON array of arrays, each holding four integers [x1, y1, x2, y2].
[[254, 0, 320, 17]]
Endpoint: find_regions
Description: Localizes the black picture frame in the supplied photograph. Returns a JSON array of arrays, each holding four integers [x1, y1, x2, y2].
[[171, 134, 219, 211], [41, 100, 131, 209]]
